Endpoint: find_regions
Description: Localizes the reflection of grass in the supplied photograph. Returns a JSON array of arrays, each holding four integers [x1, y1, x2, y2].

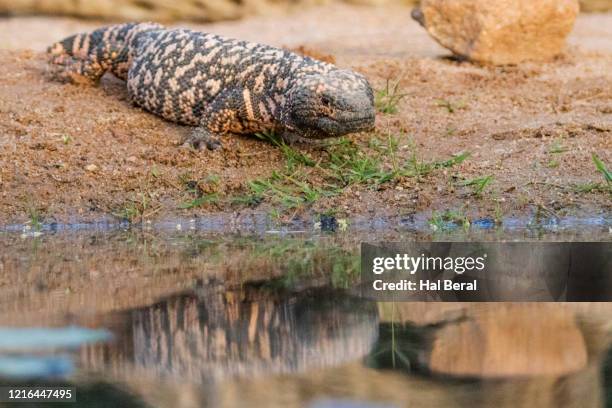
[[246, 238, 360, 289], [365, 319, 424, 373], [144, 234, 360, 290]]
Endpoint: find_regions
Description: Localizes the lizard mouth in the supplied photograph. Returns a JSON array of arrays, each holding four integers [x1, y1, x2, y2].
[[337, 113, 376, 127], [289, 101, 376, 138], [322, 110, 376, 134], [297, 112, 374, 139]]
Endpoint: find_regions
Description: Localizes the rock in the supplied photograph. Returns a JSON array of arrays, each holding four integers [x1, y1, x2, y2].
[[412, 0, 580, 65], [579, 0, 612, 12], [428, 304, 588, 377], [85, 164, 98, 172]]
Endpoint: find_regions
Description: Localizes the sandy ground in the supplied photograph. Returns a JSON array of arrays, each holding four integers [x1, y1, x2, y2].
[[0, 5, 610, 225]]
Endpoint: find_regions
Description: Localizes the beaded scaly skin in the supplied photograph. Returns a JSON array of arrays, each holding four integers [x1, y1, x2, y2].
[[48, 23, 376, 149]]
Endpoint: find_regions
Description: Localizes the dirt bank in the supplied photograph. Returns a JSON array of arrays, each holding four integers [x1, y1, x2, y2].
[[0, 6, 610, 225]]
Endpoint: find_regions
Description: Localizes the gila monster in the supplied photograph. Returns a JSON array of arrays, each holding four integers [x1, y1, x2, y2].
[[47, 23, 376, 150]]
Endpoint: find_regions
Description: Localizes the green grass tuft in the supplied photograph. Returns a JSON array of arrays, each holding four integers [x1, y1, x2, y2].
[[592, 154, 612, 185], [255, 130, 316, 169], [375, 79, 407, 114], [170, 130, 472, 216], [434, 99, 466, 113], [240, 135, 470, 212], [549, 140, 568, 154], [546, 160, 559, 168], [179, 193, 219, 209], [115, 190, 161, 223], [459, 175, 493, 196], [572, 182, 606, 193], [179, 173, 221, 209]]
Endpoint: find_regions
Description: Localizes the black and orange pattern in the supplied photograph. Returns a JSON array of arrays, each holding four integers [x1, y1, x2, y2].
[[48, 23, 375, 149]]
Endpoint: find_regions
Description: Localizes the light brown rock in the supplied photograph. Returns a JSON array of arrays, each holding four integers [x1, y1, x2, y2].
[[412, 0, 580, 65], [579, 0, 612, 12], [428, 304, 588, 377]]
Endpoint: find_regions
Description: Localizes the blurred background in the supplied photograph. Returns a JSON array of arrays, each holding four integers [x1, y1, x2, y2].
[[0, 0, 610, 22]]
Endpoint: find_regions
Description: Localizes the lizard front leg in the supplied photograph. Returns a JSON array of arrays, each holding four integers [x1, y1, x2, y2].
[[184, 88, 272, 150]]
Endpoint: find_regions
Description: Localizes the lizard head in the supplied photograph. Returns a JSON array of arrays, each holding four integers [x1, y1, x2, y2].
[[283, 70, 376, 139]]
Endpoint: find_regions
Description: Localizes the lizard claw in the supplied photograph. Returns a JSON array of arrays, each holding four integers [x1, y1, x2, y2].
[[183, 128, 222, 151], [204, 138, 222, 151]]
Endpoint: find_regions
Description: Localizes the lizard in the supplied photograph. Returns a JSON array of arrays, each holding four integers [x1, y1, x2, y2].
[[47, 23, 376, 150]]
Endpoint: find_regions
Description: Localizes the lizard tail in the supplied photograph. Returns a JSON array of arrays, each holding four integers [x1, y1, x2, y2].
[[46, 23, 163, 83], [47, 32, 87, 60], [47, 24, 130, 62], [47, 23, 163, 62]]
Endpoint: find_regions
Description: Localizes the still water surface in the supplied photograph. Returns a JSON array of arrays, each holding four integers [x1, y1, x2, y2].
[[0, 221, 610, 407]]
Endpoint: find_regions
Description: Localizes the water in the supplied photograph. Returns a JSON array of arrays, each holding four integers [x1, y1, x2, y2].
[[0, 219, 610, 407]]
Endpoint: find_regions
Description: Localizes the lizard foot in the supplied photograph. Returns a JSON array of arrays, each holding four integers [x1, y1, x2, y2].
[[182, 128, 222, 151]]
